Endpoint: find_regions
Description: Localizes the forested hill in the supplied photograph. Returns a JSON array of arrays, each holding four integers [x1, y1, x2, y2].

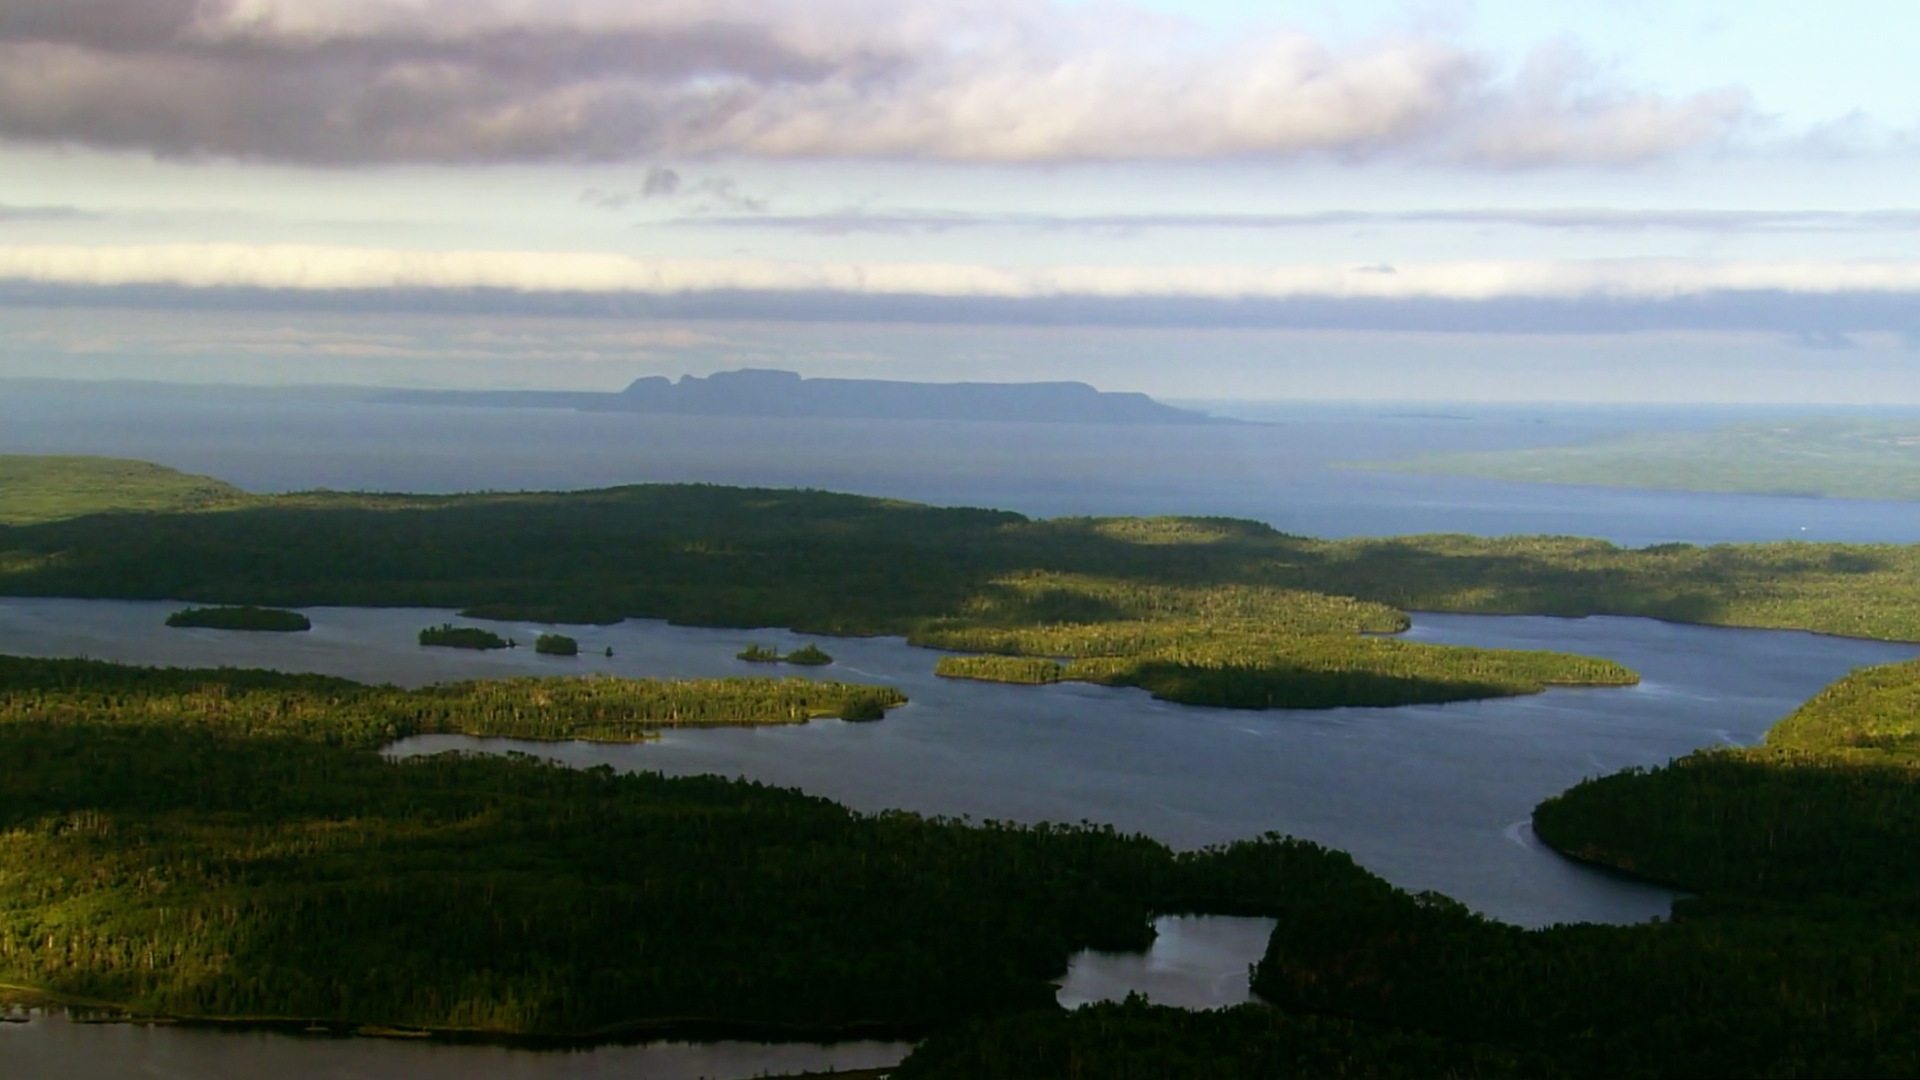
[[0, 454, 250, 525], [8, 476, 1920, 644], [380, 368, 1219, 425]]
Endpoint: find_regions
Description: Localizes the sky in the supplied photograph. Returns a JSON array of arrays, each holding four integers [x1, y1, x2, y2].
[[1, 0, 1917, 400]]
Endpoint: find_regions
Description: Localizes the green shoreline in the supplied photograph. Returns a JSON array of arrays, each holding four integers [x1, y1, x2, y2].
[[1351, 415, 1920, 503]]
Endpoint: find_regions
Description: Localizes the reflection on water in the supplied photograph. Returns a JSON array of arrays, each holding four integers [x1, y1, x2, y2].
[[0, 1011, 909, 1080], [1057, 916, 1276, 1011]]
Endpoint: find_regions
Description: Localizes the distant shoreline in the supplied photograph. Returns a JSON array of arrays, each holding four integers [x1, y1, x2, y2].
[[377, 367, 1229, 426]]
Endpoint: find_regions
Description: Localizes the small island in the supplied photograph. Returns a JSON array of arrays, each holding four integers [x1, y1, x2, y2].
[[738, 642, 835, 666], [419, 624, 513, 650], [166, 605, 311, 632], [535, 633, 580, 656]]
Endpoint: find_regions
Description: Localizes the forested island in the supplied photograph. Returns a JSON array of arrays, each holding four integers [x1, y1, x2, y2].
[[380, 368, 1218, 426], [419, 623, 513, 650], [166, 605, 311, 632], [535, 632, 579, 656], [1359, 415, 1920, 501], [740, 643, 835, 666]]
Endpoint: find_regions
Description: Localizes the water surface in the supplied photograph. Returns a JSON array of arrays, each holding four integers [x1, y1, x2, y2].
[[1057, 916, 1276, 1011], [0, 1011, 908, 1080], [3, 596, 1909, 927], [10, 386, 1920, 545]]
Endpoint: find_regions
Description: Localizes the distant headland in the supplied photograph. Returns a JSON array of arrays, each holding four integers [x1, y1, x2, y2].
[[380, 368, 1221, 425]]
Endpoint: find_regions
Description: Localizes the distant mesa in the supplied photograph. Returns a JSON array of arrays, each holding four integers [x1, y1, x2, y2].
[[380, 369, 1220, 426]]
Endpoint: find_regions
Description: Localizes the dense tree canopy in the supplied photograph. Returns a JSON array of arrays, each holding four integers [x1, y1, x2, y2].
[[0, 482, 1659, 710]]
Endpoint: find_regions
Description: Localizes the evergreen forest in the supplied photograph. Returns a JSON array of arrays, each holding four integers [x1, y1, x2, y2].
[[0, 652, 1398, 1040], [0, 480, 1678, 711], [890, 656, 1920, 1077]]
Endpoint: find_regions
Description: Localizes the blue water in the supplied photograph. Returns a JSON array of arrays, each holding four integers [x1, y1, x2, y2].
[[7, 382, 1920, 545], [6, 597, 1909, 928]]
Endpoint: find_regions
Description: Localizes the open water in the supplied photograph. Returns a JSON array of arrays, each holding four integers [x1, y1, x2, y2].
[[9, 383, 1920, 546], [4, 597, 1904, 928]]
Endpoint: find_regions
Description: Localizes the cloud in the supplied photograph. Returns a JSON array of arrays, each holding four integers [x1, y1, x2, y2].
[[0, 0, 1747, 166], [0, 205, 94, 223], [641, 166, 684, 198], [584, 167, 767, 213], [680, 207, 1920, 237], [1785, 330, 1859, 351], [1458, 40, 1752, 167], [4, 244, 1920, 307]]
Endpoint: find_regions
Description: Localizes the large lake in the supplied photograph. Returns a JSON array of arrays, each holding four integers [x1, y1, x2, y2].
[[10, 385, 1920, 546]]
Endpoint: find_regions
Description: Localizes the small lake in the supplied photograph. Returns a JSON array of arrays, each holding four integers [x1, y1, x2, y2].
[[1058, 916, 1277, 1011]]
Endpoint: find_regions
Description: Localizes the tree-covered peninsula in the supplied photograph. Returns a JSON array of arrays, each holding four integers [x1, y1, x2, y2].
[[0, 655, 905, 745], [935, 638, 1634, 709], [0, 652, 1385, 1040]]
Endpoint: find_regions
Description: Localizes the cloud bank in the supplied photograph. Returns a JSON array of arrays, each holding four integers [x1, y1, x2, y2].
[[0, 0, 1748, 165], [2, 244, 1918, 303], [0, 204, 93, 223], [676, 207, 1920, 237]]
